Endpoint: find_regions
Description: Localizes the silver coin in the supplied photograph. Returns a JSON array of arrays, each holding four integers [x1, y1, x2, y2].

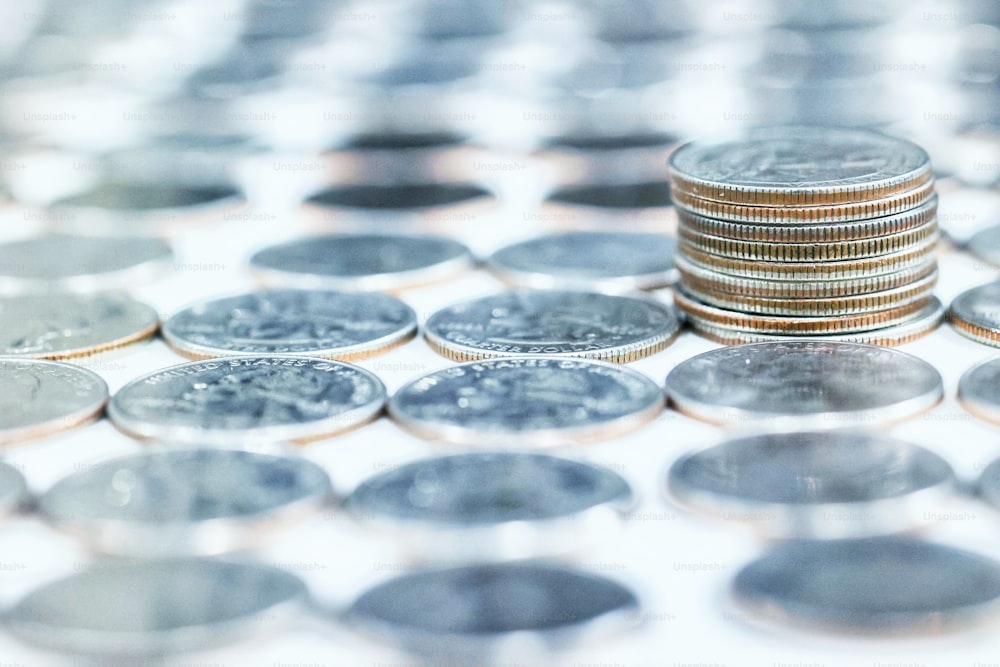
[[958, 357, 1000, 425], [109, 356, 386, 445], [7, 558, 307, 656], [668, 432, 954, 539], [733, 538, 1000, 634], [0, 233, 173, 294], [389, 356, 663, 446], [950, 282, 1000, 348], [0, 359, 109, 445], [346, 452, 633, 560], [0, 293, 159, 358], [0, 461, 28, 517], [665, 341, 943, 428], [967, 224, 1000, 268], [346, 563, 639, 662], [249, 233, 473, 292], [487, 232, 678, 292], [162, 289, 417, 360], [304, 182, 491, 212], [53, 181, 243, 212], [545, 180, 673, 210], [424, 290, 680, 363], [39, 448, 333, 556]]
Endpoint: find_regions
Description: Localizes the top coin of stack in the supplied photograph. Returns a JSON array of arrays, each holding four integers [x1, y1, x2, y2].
[[667, 127, 942, 346]]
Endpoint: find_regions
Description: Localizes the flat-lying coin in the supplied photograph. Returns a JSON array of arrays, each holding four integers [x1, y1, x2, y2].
[[0, 293, 159, 359], [346, 452, 633, 560], [7, 559, 307, 656], [39, 449, 333, 555], [967, 224, 1000, 268], [389, 357, 662, 445], [0, 233, 173, 293], [0, 359, 109, 445], [665, 341, 943, 428], [249, 233, 473, 292], [109, 356, 386, 444], [733, 539, 1000, 634], [545, 180, 673, 210], [668, 432, 954, 539], [424, 290, 680, 362], [162, 289, 417, 360], [0, 462, 28, 517], [487, 231, 678, 291], [958, 357, 1000, 424], [950, 282, 1000, 348], [346, 563, 639, 662], [978, 457, 1000, 512], [304, 182, 491, 212]]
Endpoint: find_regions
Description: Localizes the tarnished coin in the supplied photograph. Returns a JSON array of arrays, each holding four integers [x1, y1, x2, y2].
[[162, 289, 417, 360], [424, 290, 680, 362], [958, 358, 1000, 424], [0, 359, 109, 445], [0, 293, 159, 358], [733, 539, 1000, 634], [346, 563, 639, 662], [346, 452, 633, 560], [487, 232, 678, 291], [0, 461, 28, 517], [7, 559, 307, 656], [668, 432, 954, 539], [665, 341, 943, 428], [0, 233, 173, 293], [389, 357, 662, 445], [39, 448, 333, 555], [249, 233, 473, 292], [966, 224, 1000, 268], [668, 127, 933, 206], [950, 282, 1000, 348], [108, 356, 386, 444]]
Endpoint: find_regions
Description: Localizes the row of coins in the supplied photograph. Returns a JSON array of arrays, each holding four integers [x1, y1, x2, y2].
[[668, 127, 945, 346]]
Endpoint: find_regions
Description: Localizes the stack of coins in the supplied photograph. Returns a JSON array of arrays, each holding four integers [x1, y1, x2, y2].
[[667, 127, 943, 346]]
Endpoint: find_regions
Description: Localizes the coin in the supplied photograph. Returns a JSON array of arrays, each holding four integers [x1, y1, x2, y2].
[[303, 182, 493, 220], [424, 290, 680, 362], [668, 127, 932, 206], [486, 232, 678, 291], [39, 448, 333, 555], [249, 233, 473, 292], [162, 289, 417, 360], [0, 461, 28, 517], [545, 180, 673, 210], [668, 431, 954, 538], [345, 452, 633, 560], [665, 341, 943, 428], [732, 538, 1000, 634], [389, 357, 663, 445], [949, 282, 1000, 348], [0, 233, 173, 293], [0, 359, 109, 445], [346, 563, 639, 661], [0, 293, 159, 358], [957, 358, 1000, 425], [7, 559, 307, 656], [108, 356, 386, 444], [967, 224, 1000, 268]]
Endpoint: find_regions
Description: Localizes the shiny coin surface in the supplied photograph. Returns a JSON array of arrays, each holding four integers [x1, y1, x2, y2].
[[665, 341, 943, 428], [389, 357, 662, 445], [668, 127, 932, 206], [7, 559, 307, 656], [0, 234, 173, 293], [733, 539, 1000, 634], [39, 449, 333, 555], [346, 452, 633, 560], [0, 359, 109, 445], [162, 289, 417, 360], [950, 282, 1000, 348], [109, 356, 385, 444], [424, 290, 680, 362], [487, 232, 678, 291], [249, 233, 473, 291], [668, 432, 953, 539], [0, 293, 159, 358], [0, 461, 28, 517], [958, 358, 1000, 424], [347, 563, 639, 661]]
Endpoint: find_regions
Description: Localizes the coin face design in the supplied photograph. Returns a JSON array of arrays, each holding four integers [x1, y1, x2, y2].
[[0, 359, 109, 445], [109, 356, 386, 444], [950, 282, 1000, 347], [162, 289, 417, 359], [0, 293, 159, 358], [39, 448, 332, 555], [665, 341, 943, 428], [424, 290, 680, 362], [250, 233, 472, 291], [733, 539, 1000, 634], [389, 357, 662, 445]]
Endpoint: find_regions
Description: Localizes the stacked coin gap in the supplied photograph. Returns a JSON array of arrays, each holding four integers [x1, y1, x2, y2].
[[667, 128, 943, 345]]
